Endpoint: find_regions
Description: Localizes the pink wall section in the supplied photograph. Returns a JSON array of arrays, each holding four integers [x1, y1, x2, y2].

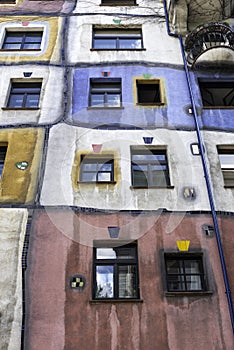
[[25, 209, 234, 350]]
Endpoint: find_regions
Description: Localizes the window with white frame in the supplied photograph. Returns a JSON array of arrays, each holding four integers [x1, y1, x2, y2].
[[217, 146, 234, 187]]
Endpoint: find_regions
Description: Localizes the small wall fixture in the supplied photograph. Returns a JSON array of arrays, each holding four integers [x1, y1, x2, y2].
[[70, 275, 86, 290], [182, 187, 196, 200], [15, 161, 28, 170], [108, 226, 120, 239], [143, 137, 153, 144], [143, 74, 152, 79], [176, 240, 190, 251], [23, 72, 32, 78], [22, 22, 29, 26], [113, 19, 121, 24], [92, 144, 102, 153], [102, 71, 110, 77]]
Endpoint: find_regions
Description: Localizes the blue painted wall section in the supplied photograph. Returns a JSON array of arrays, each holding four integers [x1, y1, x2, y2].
[[71, 66, 234, 131], [72, 66, 193, 129]]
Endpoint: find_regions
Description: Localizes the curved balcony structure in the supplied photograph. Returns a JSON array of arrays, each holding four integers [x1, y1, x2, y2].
[[185, 23, 234, 68]]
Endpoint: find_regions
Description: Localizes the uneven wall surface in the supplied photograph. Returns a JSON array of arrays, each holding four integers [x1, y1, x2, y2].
[[0, 209, 28, 350], [25, 209, 234, 350]]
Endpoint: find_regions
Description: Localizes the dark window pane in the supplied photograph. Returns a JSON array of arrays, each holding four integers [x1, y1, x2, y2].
[[8, 94, 24, 108], [137, 82, 161, 104], [199, 81, 234, 107], [25, 94, 40, 108]]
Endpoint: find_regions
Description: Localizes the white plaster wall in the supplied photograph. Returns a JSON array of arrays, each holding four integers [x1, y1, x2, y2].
[[40, 124, 214, 211], [67, 15, 183, 65], [0, 209, 28, 350], [203, 131, 234, 212], [40, 123, 76, 205], [0, 65, 64, 125], [73, 0, 163, 15]]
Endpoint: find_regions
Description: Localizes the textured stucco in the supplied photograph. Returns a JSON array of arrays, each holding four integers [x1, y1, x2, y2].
[[67, 15, 183, 65], [41, 124, 210, 210], [0, 16, 62, 63], [0, 65, 64, 125], [25, 209, 234, 350], [71, 66, 234, 132], [0, 209, 28, 350], [0, 0, 73, 14], [0, 128, 44, 203]]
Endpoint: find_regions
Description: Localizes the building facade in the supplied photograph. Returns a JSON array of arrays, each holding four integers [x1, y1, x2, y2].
[[0, 1, 233, 349]]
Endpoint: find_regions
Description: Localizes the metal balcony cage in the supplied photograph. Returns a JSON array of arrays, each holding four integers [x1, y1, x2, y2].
[[185, 22, 234, 66]]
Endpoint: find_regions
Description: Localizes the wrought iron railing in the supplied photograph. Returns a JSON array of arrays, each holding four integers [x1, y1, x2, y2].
[[185, 22, 234, 66]]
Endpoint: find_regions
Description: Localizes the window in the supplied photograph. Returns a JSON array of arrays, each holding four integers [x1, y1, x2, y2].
[[165, 254, 206, 292], [101, 0, 136, 4], [92, 28, 143, 50], [7, 82, 41, 108], [218, 147, 234, 187], [2, 31, 42, 50], [0, 1, 15, 3], [80, 155, 114, 183], [0, 144, 7, 178], [93, 243, 139, 299], [198, 80, 234, 108], [131, 148, 170, 188], [136, 80, 163, 105], [89, 78, 121, 107]]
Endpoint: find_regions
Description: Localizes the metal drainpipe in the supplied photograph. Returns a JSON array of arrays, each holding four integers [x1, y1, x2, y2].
[[163, 0, 234, 333]]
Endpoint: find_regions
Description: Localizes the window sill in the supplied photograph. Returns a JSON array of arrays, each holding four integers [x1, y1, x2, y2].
[[90, 48, 146, 51], [165, 291, 213, 297], [130, 185, 174, 189], [87, 106, 124, 110], [0, 49, 41, 52], [78, 181, 117, 185], [90, 298, 143, 303], [2, 107, 39, 111], [136, 103, 165, 107], [202, 106, 234, 109]]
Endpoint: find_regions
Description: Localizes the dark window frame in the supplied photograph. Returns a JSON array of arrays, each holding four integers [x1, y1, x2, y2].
[[136, 79, 163, 106], [0, 143, 7, 179], [131, 148, 171, 188], [79, 154, 115, 183], [92, 28, 144, 50], [93, 242, 140, 300], [2, 31, 43, 51], [198, 79, 234, 109], [7, 82, 42, 109], [89, 78, 122, 108], [217, 146, 234, 188], [164, 253, 207, 293]]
